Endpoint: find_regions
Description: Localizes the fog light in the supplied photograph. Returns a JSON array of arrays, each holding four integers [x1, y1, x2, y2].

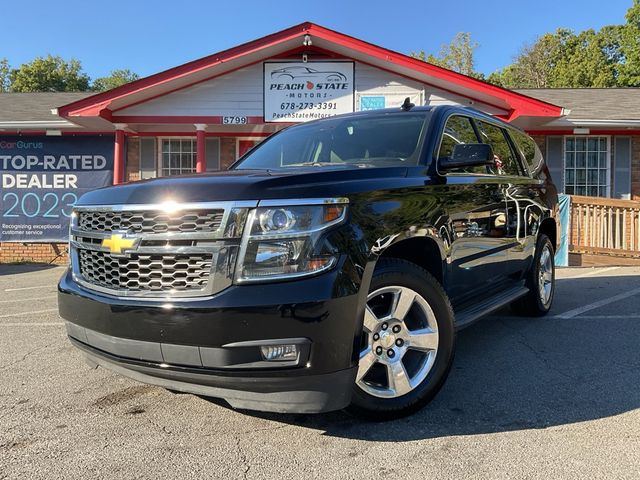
[[260, 344, 299, 362]]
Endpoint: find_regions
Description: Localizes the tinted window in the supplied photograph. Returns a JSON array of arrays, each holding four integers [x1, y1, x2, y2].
[[234, 113, 428, 170], [476, 120, 521, 176], [437, 115, 486, 174], [511, 129, 544, 175]]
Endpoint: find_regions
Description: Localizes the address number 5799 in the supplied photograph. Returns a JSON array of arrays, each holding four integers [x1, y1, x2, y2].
[[222, 116, 248, 125]]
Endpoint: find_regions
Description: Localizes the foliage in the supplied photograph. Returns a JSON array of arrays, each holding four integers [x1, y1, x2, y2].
[[489, 0, 640, 88], [0, 59, 10, 92], [9, 55, 91, 92], [412, 1, 640, 88], [1, 56, 139, 93], [411, 32, 484, 79], [618, 0, 640, 86], [92, 69, 140, 91]]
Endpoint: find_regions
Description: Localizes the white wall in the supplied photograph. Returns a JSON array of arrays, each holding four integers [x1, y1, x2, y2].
[[116, 61, 500, 117]]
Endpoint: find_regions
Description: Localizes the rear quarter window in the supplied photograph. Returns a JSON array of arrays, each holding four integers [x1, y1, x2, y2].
[[510, 129, 544, 175], [476, 120, 522, 176]]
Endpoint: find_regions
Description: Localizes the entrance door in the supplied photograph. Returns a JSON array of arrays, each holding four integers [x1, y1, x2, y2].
[[238, 140, 260, 158]]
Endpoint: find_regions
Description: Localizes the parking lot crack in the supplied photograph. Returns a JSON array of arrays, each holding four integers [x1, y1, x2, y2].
[[145, 416, 172, 435], [234, 435, 251, 479], [0, 341, 60, 372], [497, 318, 573, 380]]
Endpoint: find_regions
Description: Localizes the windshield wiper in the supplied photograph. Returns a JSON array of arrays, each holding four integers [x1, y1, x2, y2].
[[285, 162, 345, 167]]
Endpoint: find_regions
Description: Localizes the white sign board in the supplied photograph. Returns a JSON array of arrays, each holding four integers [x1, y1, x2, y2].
[[264, 62, 354, 122]]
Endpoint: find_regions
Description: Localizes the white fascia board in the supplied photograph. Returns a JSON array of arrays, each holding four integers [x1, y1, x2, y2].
[[564, 118, 640, 127], [541, 117, 640, 128], [0, 120, 83, 129]]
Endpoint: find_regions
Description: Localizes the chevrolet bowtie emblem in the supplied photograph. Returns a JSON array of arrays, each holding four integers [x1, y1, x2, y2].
[[102, 233, 137, 254]]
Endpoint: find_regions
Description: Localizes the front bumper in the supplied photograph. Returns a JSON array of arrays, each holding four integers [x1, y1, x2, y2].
[[58, 266, 364, 413]]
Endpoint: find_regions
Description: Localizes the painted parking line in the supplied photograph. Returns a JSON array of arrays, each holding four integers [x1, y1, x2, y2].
[[3, 285, 55, 292], [0, 295, 56, 304], [558, 315, 640, 319], [564, 266, 620, 279], [0, 322, 64, 327], [553, 286, 640, 319], [0, 309, 58, 319]]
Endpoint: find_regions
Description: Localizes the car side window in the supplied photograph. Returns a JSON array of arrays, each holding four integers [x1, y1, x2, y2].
[[510, 129, 544, 175], [476, 120, 521, 176], [437, 115, 486, 174]]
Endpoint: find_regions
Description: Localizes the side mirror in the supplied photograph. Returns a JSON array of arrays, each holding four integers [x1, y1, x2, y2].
[[439, 143, 494, 170]]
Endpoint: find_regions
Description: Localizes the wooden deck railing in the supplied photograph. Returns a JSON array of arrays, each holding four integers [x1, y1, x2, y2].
[[569, 195, 640, 257]]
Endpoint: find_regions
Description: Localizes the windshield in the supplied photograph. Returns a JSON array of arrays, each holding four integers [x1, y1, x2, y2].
[[233, 112, 430, 170]]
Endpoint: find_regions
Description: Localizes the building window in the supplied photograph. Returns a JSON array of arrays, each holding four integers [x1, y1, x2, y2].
[[160, 138, 196, 176], [564, 136, 610, 197]]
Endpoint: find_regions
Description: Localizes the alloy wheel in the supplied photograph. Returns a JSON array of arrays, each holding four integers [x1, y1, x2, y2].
[[357, 286, 439, 398], [538, 245, 554, 305]]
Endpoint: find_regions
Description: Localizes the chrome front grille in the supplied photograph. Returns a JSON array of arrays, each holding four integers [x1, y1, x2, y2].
[[78, 250, 213, 292], [69, 202, 256, 299], [78, 209, 224, 234]]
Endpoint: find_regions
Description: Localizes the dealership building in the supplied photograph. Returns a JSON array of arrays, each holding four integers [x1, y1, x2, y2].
[[1, 22, 640, 263]]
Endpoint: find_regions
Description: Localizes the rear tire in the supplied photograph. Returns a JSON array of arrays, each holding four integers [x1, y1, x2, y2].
[[348, 258, 455, 420], [511, 234, 555, 317]]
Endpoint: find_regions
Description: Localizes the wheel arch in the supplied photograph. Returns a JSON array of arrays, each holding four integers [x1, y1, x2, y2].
[[539, 217, 557, 252], [376, 236, 446, 286]]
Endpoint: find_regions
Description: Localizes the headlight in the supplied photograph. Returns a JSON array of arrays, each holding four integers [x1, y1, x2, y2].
[[235, 199, 348, 283]]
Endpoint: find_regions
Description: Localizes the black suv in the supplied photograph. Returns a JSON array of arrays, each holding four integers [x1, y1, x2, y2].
[[58, 105, 558, 419]]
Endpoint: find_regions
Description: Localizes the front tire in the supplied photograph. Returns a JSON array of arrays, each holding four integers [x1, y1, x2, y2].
[[511, 234, 555, 316], [348, 258, 455, 420]]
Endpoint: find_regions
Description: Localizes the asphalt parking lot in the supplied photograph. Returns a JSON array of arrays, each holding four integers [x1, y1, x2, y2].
[[1, 265, 639, 479]]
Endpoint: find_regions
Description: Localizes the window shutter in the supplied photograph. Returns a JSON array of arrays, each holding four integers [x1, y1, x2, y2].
[[546, 136, 564, 193], [206, 138, 221, 171], [139, 137, 157, 179], [614, 136, 631, 199]]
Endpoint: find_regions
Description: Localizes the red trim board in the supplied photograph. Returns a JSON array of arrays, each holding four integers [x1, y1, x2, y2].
[[58, 22, 563, 121]]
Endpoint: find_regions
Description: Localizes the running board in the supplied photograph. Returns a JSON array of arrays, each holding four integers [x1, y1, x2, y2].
[[454, 286, 529, 330]]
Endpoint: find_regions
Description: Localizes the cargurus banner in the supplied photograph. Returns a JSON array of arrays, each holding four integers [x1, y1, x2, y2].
[[0, 135, 114, 242]]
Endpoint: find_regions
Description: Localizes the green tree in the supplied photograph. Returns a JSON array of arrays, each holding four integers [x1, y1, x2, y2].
[[489, 28, 622, 88], [92, 69, 140, 91], [411, 32, 484, 79], [488, 1, 640, 88], [10, 55, 90, 92], [488, 31, 566, 88], [618, 0, 640, 86], [0, 59, 10, 92], [553, 28, 620, 87]]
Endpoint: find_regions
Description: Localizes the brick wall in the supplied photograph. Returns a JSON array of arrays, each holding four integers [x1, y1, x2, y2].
[[126, 137, 140, 182], [0, 242, 67, 264], [220, 138, 236, 169]]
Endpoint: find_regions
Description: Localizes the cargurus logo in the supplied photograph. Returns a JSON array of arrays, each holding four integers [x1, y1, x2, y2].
[[0, 140, 44, 149]]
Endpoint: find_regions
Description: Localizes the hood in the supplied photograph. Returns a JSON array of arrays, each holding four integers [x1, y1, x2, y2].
[[77, 166, 413, 205]]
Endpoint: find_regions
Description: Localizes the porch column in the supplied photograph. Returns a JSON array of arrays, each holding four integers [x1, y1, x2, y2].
[[113, 124, 127, 185], [195, 124, 207, 173]]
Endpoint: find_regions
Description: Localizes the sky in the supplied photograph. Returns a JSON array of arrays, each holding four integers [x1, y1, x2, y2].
[[2, 0, 634, 80]]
